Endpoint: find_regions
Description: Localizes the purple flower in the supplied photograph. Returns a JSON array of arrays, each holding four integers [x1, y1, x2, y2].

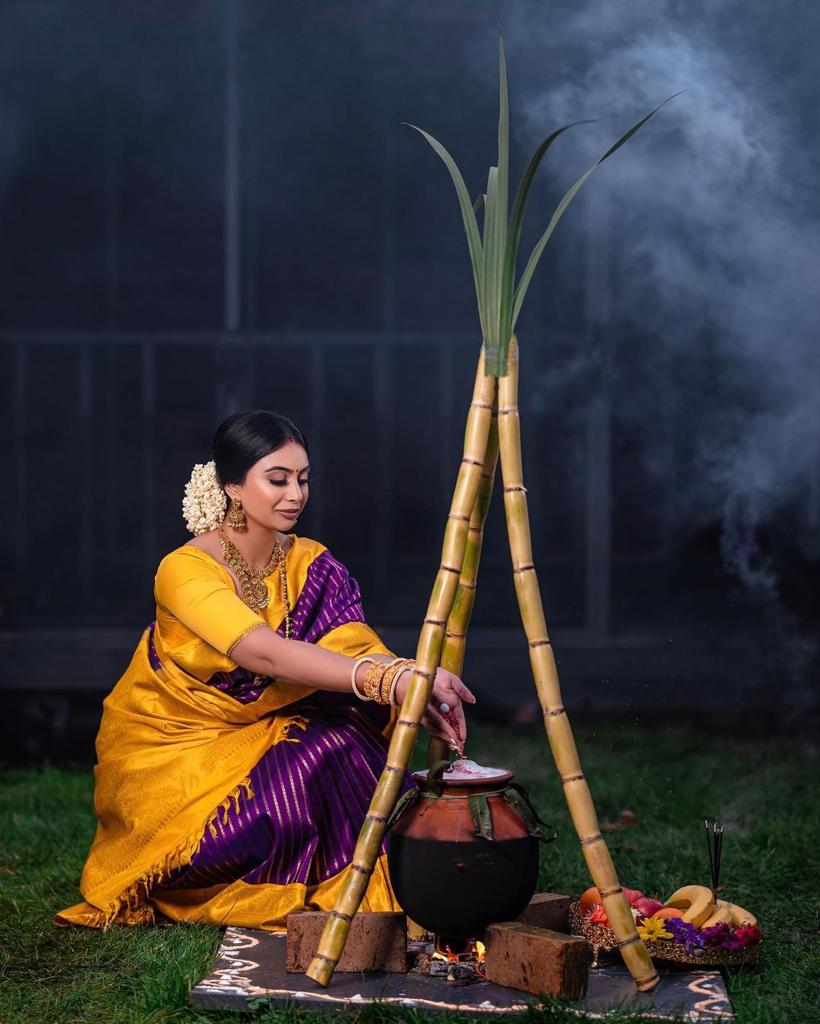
[[666, 918, 697, 942], [702, 923, 732, 947]]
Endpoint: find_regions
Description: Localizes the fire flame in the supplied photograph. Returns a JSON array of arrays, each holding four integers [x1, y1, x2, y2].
[[432, 937, 486, 964]]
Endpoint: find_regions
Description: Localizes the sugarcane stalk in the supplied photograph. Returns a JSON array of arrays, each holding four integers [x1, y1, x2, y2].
[[306, 348, 497, 987], [428, 396, 500, 767], [497, 335, 658, 992]]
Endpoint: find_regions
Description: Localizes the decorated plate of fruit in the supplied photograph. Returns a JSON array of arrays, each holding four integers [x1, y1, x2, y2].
[[569, 884, 762, 967]]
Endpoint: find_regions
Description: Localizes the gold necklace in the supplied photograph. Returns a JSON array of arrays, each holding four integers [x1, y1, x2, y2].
[[217, 527, 293, 637]]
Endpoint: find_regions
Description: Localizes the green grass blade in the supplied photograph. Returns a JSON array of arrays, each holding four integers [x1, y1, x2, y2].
[[511, 95, 680, 328], [404, 122, 486, 336]]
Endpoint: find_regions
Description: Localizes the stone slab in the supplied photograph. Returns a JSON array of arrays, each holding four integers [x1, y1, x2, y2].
[[191, 927, 735, 1019]]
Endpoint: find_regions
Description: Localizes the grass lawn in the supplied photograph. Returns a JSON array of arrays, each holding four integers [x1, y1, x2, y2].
[[1, 722, 817, 1024]]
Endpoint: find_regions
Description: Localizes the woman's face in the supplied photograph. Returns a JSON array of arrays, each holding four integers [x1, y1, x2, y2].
[[227, 441, 309, 533]]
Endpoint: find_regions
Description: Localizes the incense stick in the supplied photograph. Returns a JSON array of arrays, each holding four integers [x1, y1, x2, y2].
[[704, 820, 725, 896]]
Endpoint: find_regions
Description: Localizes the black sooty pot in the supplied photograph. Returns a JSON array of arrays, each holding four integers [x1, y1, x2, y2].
[[386, 765, 555, 942]]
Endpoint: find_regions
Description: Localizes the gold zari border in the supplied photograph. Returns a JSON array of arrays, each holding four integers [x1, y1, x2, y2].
[[226, 621, 266, 660]]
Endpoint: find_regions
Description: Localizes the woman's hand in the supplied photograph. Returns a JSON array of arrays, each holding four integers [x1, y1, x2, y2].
[[394, 666, 476, 753]]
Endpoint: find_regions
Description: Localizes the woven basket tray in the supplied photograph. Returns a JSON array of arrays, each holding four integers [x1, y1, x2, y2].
[[568, 902, 761, 967]]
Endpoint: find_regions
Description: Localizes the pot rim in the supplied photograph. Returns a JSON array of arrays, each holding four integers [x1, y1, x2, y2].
[[412, 767, 514, 788]]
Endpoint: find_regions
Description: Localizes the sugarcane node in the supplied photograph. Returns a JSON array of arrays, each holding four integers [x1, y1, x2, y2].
[[314, 953, 338, 967], [528, 638, 550, 647], [461, 456, 484, 466], [329, 910, 353, 923], [498, 406, 518, 415], [397, 718, 420, 729], [561, 772, 585, 783], [471, 400, 493, 409], [637, 972, 660, 990], [440, 564, 461, 573], [600, 886, 623, 898], [448, 513, 471, 521], [504, 484, 528, 492], [459, 581, 477, 590], [579, 832, 603, 847], [384, 764, 405, 775], [445, 630, 466, 639], [413, 669, 436, 682], [513, 563, 535, 574], [365, 813, 388, 824], [545, 705, 566, 716], [424, 617, 447, 626], [616, 934, 642, 950], [350, 864, 373, 877]]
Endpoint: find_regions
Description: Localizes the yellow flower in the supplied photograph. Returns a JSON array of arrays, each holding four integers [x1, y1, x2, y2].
[[637, 916, 673, 942]]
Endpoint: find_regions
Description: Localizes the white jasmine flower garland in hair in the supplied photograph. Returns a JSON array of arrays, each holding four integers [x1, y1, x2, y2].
[[182, 461, 226, 535]]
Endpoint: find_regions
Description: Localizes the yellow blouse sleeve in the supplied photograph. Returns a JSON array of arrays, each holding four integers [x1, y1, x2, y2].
[[154, 548, 265, 657]]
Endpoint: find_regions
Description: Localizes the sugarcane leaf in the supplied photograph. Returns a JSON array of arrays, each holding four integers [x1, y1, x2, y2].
[[495, 120, 596, 374], [483, 166, 504, 366], [496, 35, 509, 257], [404, 122, 486, 335], [473, 193, 485, 213], [489, 35, 510, 375], [506, 120, 596, 281], [511, 94, 680, 328]]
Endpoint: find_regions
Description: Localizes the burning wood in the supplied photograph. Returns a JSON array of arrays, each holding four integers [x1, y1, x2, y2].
[[411, 935, 486, 985]]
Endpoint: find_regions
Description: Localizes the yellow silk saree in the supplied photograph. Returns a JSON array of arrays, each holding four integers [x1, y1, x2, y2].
[[56, 536, 407, 930]]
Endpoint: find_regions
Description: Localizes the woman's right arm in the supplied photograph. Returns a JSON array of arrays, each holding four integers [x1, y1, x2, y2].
[[232, 623, 377, 693], [232, 626, 474, 750], [155, 550, 474, 749]]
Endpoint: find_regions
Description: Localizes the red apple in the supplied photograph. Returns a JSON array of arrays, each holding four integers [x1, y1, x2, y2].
[[622, 887, 645, 905], [633, 896, 665, 918]]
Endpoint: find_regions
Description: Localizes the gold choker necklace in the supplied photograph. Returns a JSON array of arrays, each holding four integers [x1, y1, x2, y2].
[[217, 527, 293, 636]]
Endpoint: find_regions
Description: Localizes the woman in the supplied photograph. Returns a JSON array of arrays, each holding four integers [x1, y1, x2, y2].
[[56, 410, 474, 931]]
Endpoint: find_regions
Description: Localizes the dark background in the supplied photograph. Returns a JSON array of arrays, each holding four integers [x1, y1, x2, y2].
[[2, 0, 818, 760]]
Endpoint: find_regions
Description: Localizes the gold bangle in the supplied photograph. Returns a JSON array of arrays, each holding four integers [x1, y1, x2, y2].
[[351, 657, 378, 701], [381, 658, 412, 704], [363, 661, 388, 702], [389, 662, 414, 708]]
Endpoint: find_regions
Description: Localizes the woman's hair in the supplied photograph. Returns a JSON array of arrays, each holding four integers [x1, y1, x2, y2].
[[212, 410, 310, 488]]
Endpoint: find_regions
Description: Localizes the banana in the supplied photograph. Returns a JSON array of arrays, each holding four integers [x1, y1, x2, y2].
[[726, 902, 757, 928], [665, 887, 758, 930], [700, 899, 735, 928], [664, 884, 716, 927]]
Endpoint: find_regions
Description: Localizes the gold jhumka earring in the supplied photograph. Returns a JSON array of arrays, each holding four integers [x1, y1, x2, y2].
[[227, 496, 247, 530]]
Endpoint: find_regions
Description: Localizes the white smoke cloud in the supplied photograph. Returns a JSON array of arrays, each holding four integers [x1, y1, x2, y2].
[[499, 1, 820, 553]]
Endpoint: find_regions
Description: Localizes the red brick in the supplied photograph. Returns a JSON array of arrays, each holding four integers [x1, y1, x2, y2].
[[516, 892, 571, 932], [484, 922, 587, 999], [286, 911, 406, 973]]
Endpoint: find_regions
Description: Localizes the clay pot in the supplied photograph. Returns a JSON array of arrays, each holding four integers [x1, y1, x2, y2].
[[386, 766, 545, 942]]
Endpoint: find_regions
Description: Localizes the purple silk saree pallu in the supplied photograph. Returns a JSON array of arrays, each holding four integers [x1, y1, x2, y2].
[[160, 693, 415, 891]]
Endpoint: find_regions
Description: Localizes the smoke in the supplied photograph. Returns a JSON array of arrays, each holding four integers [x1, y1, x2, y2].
[[495, 1, 820, 593]]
